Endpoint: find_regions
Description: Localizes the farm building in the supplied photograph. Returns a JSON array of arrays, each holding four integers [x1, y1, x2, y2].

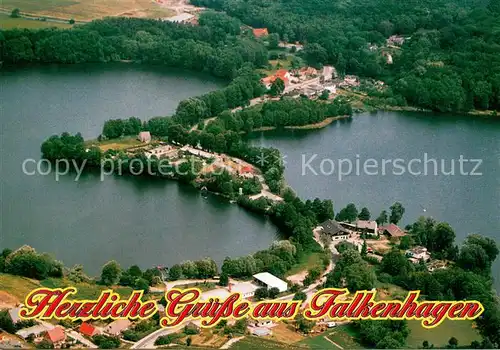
[[138, 131, 151, 143], [252, 327, 272, 336], [79, 322, 99, 337], [318, 219, 350, 240], [253, 272, 287, 293], [379, 223, 406, 238], [252, 28, 269, 37], [45, 327, 66, 346], [104, 319, 131, 336]]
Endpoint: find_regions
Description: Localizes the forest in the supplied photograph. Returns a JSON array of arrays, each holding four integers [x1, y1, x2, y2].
[[0, 12, 267, 80], [191, 0, 500, 112]]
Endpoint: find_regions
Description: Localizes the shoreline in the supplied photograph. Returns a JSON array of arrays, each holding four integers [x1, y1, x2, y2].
[[250, 115, 351, 132]]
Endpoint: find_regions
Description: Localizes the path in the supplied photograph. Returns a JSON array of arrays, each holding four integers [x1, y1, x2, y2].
[[220, 336, 244, 349], [67, 330, 97, 348], [189, 117, 216, 132], [324, 335, 344, 349]]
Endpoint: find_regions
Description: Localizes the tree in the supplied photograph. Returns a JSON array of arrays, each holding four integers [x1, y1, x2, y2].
[[69, 18, 75, 24], [422, 340, 429, 348], [168, 264, 182, 280], [186, 337, 192, 346], [254, 287, 269, 300], [268, 287, 280, 298], [399, 235, 412, 250], [361, 240, 368, 256], [268, 33, 280, 49], [269, 78, 285, 96], [293, 291, 307, 301], [295, 314, 314, 333], [100, 260, 122, 286], [11, 8, 20, 18], [448, 337, 458, 348], [134, 278, 150, 293], [219, 272, 229, 286], [319, 90, 329, 100], [389, 202, 405, 224], [358, 207, 371, 220], [335, 203, 358, 222], [36, 340, 54, 349], [376, 210, 388, 225]]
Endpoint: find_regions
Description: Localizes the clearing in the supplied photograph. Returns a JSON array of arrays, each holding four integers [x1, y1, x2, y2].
[[0, 273, 133, 303], [268, 323, 305, 344], [406, 319, 481, 348], [0, 0, 174, 22], [0, 13, 73, 29], [86, 136, 146, 152], [286, 252, 325, 279], [300, 325, 364, 349]]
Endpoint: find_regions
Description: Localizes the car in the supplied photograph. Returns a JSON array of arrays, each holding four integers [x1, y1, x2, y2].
[[327, 322, 337, 328]]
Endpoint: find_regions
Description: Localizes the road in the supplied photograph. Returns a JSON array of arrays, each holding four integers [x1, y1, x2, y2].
[[67, 330, 97, 348]]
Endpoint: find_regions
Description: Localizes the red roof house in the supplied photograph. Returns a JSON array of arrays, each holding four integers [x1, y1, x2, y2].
[[252, 28, 269, 37], [241, 166, 254, 174], [79, 322, 98, 337], [45, 327, 66, 345], [379, 223, 406, 238]]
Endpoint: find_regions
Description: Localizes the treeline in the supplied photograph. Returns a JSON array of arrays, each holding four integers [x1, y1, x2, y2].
[[0, 245, 62, 280], [167, 258, 218, 281], [192, 0, 500, 112], [41, 132, 102, 167], [0, 13, 267, 80]]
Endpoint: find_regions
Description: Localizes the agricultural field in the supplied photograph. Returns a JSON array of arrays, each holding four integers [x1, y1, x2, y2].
[[0, 13, 72, 29], [406, 319, 481, 348], [0, 0, 174, 22]]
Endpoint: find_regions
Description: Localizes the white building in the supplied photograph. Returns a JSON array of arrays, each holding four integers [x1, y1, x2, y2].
[[16, 325, 51, 339], [406, 247, 431, 263], [253, 272, 288, 293]]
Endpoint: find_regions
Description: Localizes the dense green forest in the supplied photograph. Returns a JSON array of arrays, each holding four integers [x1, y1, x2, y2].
[[0, 12, 267, 80], [192, 0, 500, 112]]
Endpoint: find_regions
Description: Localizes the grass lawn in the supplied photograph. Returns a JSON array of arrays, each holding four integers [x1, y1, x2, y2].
[[0, 273, 42, 303], [300, 325, 364, 349], [86, 136, 145, 152], [230, 336, 306, 350], [0, 13, 72, 29], [286, 252, 324, 277], [406, 319, 481, 348], [40, 277, 134, 299]]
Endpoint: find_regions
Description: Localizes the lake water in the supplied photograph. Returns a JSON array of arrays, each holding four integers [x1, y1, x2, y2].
[[1, 65, 499, 291], [0, 64, 279, 275], [249, 112, 500, 290]]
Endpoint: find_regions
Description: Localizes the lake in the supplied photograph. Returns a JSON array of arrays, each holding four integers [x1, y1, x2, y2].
[[0, 64, 279, 275], [249, 112, 500, 290]]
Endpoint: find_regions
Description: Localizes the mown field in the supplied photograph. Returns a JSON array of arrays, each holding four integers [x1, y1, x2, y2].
[[0, 0, 174, 21], [0, 13, 73, 29]]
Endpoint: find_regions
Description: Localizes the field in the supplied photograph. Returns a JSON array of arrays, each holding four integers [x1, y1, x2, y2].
[[0, 13, 72, 29], [0, 273, 133, 306], [286, 252, 325, 284], [406, 319, 481, 348], [230, 336, 306, 350], [86, 136, 146, 152], [300, 325, 364, 349], [0, 0, 174, 21]]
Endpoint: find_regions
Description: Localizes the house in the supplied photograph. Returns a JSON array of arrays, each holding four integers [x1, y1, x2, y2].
[[406, 246, 431, 263], [387, 35, 405, 46], [379, 223, 406, 238], [79, 322, 98, 337], [138, 131, 151, 143], [229, 282, 258, 299], [340, 75, 360, 87], [261, 70, 290, 89], [324, 85, 337, 94], [252, 28, 269, 38], [16, 325, 51, 339], [104, 319, 131, 336], [8, 307, 22, 324], [321, 66, 336, 82], [355, 220, 378, 235], [318, 219, 350, 240], [45, 327, 66, 346], [252, 327, 272, 336], [299, 67, 318, 78], [253, 272, 288, 292]]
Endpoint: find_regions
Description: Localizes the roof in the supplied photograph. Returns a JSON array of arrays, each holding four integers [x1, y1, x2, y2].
[[252, 28, 269, 37], [8, 307, 22, 324], [46, 327, 65, 343], [165, 13, 194, 23], [79, 322, 97, 337], [253, 272, 287, 292], [380, 223, 406, 237], [356, 220, 378, 231], [275, 69, 289, 78], [139, 131, 151, 137], [408, 246, 429, 255], [105, 319, 131, 335], [319, 220, 349, 236], [240, 166, 254, 174], [252, 327, 271, 336], [16, 324, 52, 338]]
